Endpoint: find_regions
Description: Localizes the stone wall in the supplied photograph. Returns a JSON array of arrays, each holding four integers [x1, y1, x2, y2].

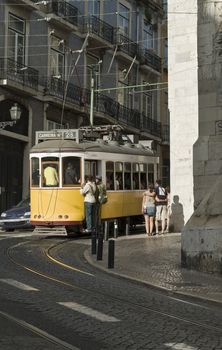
[[168, 0, 199, 228]]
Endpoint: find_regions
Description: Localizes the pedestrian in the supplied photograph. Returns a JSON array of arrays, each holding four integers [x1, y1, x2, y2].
[[80, 175, 96, 233], [142, 183, 156, 236], [44, 164, 59, 187], [165, 186, 171, 233], [64, 162, 77, 184], [95, 175, 108, 231], [155, 179, 168, 234]]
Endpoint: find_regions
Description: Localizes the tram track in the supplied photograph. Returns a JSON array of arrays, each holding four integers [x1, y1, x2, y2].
[[0, 308, 79, 350], [5, 237, 222, 335]]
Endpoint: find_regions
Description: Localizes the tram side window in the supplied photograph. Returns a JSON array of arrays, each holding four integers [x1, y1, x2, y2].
[[124, 162, 132, 190], [85, 160, 97, 179], [133, 163, 139, 190], [106, 162, 114, 190], [140, 163, 147, 189], [31, 157, 40, 187], [63, 157, 80, 186], [115, 162, 123, 190], [148, 164, 154, 184], [42, 157, 59, 187]]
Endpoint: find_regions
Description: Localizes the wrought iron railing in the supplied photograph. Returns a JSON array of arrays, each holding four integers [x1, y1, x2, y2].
[[44, 76, 82, 105], [48, 0, 79, 26], [0, 58, 39, 90], [142, 113, 161, 137], [139, 48, 162, 72], [117, 34, 138, 58], [43, 76, 161, 137], [82, 16, 114, 44]]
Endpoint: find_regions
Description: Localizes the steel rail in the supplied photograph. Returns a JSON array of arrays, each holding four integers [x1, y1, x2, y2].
[[6, 239, 222, 335]]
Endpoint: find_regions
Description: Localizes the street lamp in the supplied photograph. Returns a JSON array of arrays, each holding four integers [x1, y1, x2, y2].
[[0, 103, 22, 129]]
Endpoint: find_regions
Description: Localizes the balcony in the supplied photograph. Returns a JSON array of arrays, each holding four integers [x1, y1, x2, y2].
[[0, 58, 39, 92], [43, 76, 83, 106], [116, 34, 138, 60], [43, 0, 79, 28], [82, 16, 114, 45], [138, 0, 163, 14], [141, 113, 161, 138], [139, 48, 161, 73], [43, 77, 161, 138]]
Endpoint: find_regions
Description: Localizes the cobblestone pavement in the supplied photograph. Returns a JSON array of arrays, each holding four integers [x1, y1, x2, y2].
[[0, 232, 222, 350], [84, 232, 222, 305]]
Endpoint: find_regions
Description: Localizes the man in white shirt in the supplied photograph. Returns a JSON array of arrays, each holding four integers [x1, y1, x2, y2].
[[80, 175, 96, 232]]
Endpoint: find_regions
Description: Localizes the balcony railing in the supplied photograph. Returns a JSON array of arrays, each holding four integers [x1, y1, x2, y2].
[[48, 0, 79, 26], [82, 16, 114, 44], [142, 113, 161, 137], [44, 76, 82, 105], [139, 48, 161, 73], [44, 76, 161, 137], [0, 58, 39, 90], [117, 34, 138, 58]]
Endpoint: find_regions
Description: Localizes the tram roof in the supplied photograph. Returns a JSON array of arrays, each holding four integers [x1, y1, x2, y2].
[[30, 139, 154, 156]]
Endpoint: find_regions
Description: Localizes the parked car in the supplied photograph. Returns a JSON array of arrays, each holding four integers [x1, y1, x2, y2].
[[0, 198, 32, 232]]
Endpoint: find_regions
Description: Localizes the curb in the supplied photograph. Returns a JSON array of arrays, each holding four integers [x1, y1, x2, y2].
[[84, 246, 222, 307]]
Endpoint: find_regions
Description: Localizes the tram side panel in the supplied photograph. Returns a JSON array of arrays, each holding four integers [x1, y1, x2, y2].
[[101, 191, 142, 219]]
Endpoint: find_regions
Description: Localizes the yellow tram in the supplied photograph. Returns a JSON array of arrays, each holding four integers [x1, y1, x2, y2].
[[30, 127, 158, 233]]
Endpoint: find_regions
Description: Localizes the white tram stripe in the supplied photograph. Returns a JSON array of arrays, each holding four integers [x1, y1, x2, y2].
[[58, 302, 120, 322], [165, 343, 198, 350], [0, 279, 39, 291]]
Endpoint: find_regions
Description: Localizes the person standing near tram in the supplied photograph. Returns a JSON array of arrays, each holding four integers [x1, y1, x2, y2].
[[95, 175, 108, 231], [80, 175, 96, 233]]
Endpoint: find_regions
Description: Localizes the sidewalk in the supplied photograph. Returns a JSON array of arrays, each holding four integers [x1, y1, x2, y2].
[[85, 232, 222, 304]]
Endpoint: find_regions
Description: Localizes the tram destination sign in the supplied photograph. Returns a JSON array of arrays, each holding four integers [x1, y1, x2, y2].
[[35, 129, 82, 144]]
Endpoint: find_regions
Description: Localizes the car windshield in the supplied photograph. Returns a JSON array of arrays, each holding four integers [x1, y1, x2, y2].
[[15, 198, 30, 208]]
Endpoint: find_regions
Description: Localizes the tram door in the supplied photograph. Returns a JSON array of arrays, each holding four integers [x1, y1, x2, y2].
[[84, 160, 99, 179], [0, 137, 23, 212]]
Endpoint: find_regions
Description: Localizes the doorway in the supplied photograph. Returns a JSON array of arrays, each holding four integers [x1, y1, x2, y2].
[[0, 136, 24, 212]]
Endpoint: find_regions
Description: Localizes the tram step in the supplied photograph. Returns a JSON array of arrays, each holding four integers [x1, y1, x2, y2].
[[33, 226, 67, 235]]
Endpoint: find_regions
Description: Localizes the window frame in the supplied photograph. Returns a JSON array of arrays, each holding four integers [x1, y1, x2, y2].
[[8, 13, 25, 64], [41, 158, 60, 188], [62, 156, 81, 187]]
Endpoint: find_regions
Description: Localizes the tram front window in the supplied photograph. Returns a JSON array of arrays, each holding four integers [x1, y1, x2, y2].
[[42, 158, 59, 187], [31, 157, 40, 187], [63, 157, 80, 186]]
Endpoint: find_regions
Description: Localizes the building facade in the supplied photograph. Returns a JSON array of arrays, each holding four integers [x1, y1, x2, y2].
[[0, 0, 167, 213]]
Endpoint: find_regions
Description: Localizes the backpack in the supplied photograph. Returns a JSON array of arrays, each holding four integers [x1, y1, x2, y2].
[[156, 186, 167, 201], [97, 183, 108, 204]]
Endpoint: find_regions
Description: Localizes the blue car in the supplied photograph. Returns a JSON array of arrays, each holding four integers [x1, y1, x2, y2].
[[0, 198, 32, 232]]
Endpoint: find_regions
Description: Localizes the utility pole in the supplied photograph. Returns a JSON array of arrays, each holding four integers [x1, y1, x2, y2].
[[90, 65, 95, 127]]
